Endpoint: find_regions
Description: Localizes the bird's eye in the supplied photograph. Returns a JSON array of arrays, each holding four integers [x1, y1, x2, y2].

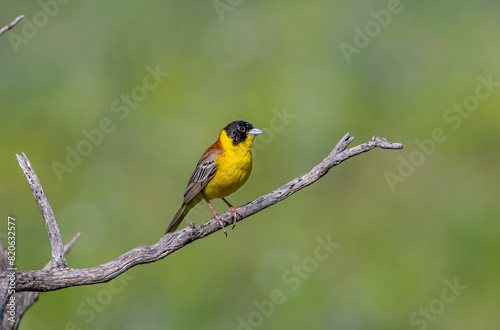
[[238, 126, 245, 132]]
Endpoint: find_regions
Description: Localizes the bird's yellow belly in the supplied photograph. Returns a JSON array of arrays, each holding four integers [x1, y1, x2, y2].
[[203, 151, 253, 200]]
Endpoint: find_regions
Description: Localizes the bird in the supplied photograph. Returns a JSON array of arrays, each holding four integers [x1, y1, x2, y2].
[[165, 120, 264, 236]]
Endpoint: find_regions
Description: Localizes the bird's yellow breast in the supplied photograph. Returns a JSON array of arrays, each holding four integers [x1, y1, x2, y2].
[[203, 130, 255, 200]]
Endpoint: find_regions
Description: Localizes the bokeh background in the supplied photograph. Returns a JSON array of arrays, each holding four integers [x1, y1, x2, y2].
[[2, 0, 500, 329]]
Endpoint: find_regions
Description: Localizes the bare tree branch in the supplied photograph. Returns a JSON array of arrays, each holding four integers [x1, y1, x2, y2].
[[0, 233, 80, 329], [0, 15, 24, 37], [0, 133, 402, 328], [16, 153, 68, 269], [0, 243, 13, 324]]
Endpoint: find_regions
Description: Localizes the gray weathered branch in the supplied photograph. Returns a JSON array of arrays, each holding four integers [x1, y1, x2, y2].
[[16, 153, 68, 269], [0, 15, 24, 37], [0, 233, 80, 329], [0, 133, 402, 327]]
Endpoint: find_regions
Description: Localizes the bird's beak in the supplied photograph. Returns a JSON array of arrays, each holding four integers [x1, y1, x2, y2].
[[248, 127, 264, 135]]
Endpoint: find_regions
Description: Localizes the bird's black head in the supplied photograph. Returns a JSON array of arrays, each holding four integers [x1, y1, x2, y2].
[[223, 120, 264, 145]]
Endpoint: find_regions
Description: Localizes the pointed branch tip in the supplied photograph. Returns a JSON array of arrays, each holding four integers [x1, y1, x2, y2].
[[0, 15, 25, 37]]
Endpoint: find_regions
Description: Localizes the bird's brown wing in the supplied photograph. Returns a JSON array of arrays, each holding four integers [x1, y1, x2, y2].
[[182, 149, 222, 205]]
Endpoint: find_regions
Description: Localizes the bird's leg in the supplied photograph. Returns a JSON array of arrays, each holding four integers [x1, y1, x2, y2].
[[204, 197, 227, 237], [221, 198, 242, 229]]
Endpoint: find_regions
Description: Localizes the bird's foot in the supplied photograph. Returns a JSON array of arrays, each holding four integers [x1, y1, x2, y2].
[[213, 214, 227, 237], [228, 206, 242, 230]]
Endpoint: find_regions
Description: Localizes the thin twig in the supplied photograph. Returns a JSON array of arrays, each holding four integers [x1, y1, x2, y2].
[[0, 16, 24, 37], [16, 153, 68, 269], [60, 232, 81, 257], [1, 133, 402, 293]]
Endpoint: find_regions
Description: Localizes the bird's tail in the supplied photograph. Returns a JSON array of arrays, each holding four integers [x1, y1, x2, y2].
[[165, 204, 189, 234]]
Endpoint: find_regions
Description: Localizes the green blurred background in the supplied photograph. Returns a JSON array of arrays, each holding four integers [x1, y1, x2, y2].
[[2, 0, 500, 329]]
